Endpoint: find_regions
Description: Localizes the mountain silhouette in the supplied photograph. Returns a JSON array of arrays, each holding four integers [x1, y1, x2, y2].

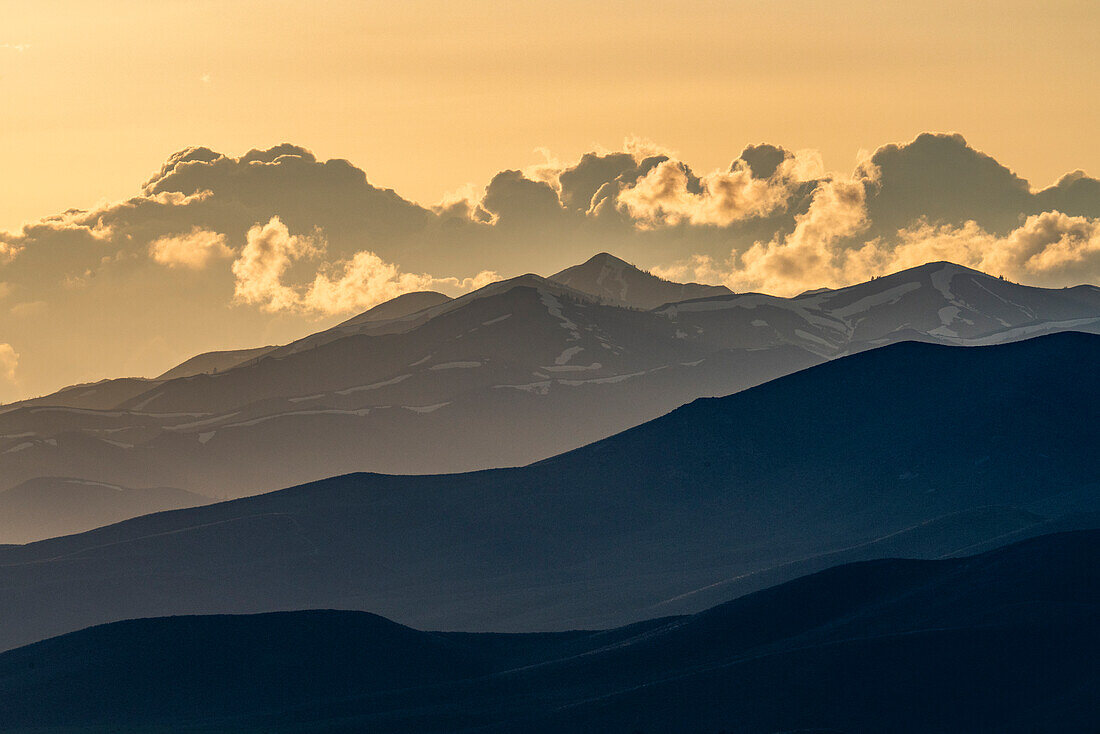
[[0, 332, 1096, 651], [1, 529, 1095, 732]]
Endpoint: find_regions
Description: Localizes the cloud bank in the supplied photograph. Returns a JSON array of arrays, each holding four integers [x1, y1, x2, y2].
[[1, 133, 1099, 398]]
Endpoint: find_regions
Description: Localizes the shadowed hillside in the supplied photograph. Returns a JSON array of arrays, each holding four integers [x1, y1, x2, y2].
[[0, 332, 1096, 651], [1, 530, 1096, 732]]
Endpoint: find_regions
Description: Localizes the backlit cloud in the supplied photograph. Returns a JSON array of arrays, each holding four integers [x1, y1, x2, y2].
[[0, 344, 19, 404], [888, 212, 1100, 285], [616, 149, 823, 228], [232, 216, 499, 316], [231, 217, 325, 313], [149, 227, 232, 269], [0, 344, 17, 382], [655, 206, 1100, 296]]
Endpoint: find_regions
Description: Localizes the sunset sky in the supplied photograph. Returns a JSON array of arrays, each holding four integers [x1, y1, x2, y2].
[[2, 0, 1100, 401], [4, 0, 1098, 230]]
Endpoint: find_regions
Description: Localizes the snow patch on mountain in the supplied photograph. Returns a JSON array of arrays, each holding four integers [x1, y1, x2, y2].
[[554, 346, 584, 365], [287, 393, 325, 403], [542, 362, 603, 373], [929, 264, 960, 303], [494, 381, 552, 395], [170, 412, 240, 430], [403, 402, 450, 413], [539, 291, 581, 340], [223, 408, 373, 428], [828, 282, 921, 319], [336, 374, 413, 393], [429, 361, 482, 370]]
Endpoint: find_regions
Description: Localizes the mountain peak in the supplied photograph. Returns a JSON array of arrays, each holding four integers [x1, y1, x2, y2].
[[550, 252, 731, 309], [898, 260, 991, 280], [582, 252, 634, 268]]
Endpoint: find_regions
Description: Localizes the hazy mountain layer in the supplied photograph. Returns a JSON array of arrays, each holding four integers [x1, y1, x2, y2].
[[2, 259, 1099, 536], [0, 333, 1096, 651], [0, 477, 208, 544]]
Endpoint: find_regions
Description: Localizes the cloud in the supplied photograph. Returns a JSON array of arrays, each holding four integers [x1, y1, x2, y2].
[[733, 176, 873, 293], [480, 170, 569, 227], [232, 216, 499, 315], [0, 241, 21, 264], [652, 170, 875, 294], [622, 136, 675, 161], [616, 152, 820, 228], [656, 204, 1100, 296], [0, 344, 19, 403], [558, 152, 637, 212], [0, 344, 17, 383], [9, 300, 47, 318], [864, 132, 1033, 235], [304, 252, 498, 315], [1, 43, 30, 52], [887, 211, 1100, 285], [231, 217, 324, 312], [149, 227, 232, 269]]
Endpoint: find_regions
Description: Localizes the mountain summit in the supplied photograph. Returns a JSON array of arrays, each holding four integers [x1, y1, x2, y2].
[[550, 252, 731, 309]]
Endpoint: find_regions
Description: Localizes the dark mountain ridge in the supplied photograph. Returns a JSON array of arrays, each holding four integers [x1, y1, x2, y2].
[[1, 529, 1096, 732], [0, 332, 1095, 651]]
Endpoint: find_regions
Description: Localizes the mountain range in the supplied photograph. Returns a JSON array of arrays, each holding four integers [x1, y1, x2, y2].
[[2, 253, 1100, 542], [2, 529, 1096, 732], [0, 331, 1096, 652]]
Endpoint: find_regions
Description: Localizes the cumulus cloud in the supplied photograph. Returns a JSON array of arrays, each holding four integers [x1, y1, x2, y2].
[[0, 344, 17, 382], [305, 253, 498, 315], [232, 216, 499, 315], [479, 170, 569, 226], [617, 151, 821, 228], [656, 202, 1100, 296], [740, 176, 871, 287], [149, 227, 232, 269], [652, 170, 876, 294], [231, 217, 325, 312], [887, 212, 1100, 284], [0, 344, 19, 403], [0, 241, 21, 264], [862, 132, 1037, 236]]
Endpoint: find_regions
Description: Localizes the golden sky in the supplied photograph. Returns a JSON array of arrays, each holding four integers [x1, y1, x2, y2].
[[3, 1, 1100, 402], [3, 0, 1098, 233]]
